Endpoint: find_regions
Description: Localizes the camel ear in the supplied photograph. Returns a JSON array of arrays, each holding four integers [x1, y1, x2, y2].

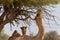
[[20, 26, 27, 29], [13, 30, 17, 34]]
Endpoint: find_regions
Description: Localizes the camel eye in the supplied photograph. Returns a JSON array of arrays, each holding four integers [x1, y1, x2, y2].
[[37, 14, 39, 16]]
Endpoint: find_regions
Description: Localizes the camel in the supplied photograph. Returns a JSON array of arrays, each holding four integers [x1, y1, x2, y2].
[[17, 27, 27, 40], [34, 9, 44, 40]]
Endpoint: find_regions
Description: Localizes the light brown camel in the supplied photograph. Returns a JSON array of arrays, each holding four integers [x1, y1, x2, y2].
[[34, 9, 44, 40]]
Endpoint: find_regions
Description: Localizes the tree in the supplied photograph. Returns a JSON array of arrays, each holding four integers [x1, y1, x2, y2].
[[0, 0, 60, 40], [44, 31, 60, 40], [0, 0, 59, 31]]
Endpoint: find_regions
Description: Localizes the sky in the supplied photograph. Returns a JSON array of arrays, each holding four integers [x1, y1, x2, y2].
[[44, 4, 60, 35], [2, 4, 60, 36]]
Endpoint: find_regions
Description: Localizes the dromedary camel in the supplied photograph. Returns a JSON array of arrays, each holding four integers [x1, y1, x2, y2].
[[34, 9, 44, 40], [15, 26, 27, 40]]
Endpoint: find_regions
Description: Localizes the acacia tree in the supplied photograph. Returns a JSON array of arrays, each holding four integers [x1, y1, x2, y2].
[[0, 0, 59, 32], [0, 0, 60, 40]]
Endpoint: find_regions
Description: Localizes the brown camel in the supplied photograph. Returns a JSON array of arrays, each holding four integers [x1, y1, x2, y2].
[[34, 9, 44, 40], [18, 27, 27, 40]]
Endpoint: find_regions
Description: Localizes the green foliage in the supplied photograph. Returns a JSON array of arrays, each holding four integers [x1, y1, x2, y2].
[[44, 31, 60, 40], [0, 0, 59, 6], [0, 30, 9, 40]]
